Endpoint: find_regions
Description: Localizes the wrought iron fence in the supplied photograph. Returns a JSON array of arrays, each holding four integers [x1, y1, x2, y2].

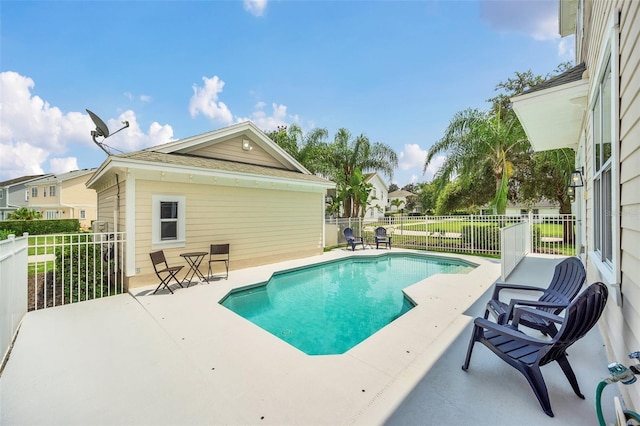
[[27, 232, 125, 311]]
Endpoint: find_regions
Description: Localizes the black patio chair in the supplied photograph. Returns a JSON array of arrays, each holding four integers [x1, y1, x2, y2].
[[149, 250, 184, 294], [462, 281, 608, 417], [208, 243, 230, 280], [484, 256, 586, 337], [374, 226, 391, 249], [344, 227, 364, 251]]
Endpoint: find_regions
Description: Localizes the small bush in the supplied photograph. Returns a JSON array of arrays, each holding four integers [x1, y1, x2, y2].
[[0, 229, 16, 240], [0, 219, 80, 235]]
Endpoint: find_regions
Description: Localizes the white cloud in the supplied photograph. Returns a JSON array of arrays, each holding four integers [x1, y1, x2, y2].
[[189, 75, 234, 125], [236, 102, 291, 131], [479, 0, 559, 41], [49, 157, 79, 174], [0, 71, 174, 181], [558, 36, 575, 61], [398, 144, 427, 171], [244, 0, 267, 17], [423, 154, 446, 181]]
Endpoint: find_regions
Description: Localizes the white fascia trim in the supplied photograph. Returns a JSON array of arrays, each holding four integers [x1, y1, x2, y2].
[[511, 78, 589, 106]]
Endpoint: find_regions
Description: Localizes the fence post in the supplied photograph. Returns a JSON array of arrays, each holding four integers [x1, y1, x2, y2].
[[528, 211, 534, 254], [470, 214, 475, 254], [424, 215, 428, 251]]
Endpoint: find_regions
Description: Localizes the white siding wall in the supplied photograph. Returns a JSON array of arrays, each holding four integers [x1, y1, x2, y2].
[[582, 0, 640, 409]]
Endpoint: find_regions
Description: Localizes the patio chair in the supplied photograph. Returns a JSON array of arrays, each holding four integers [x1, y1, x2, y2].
[[484, 256, 586, 337], [149, 250, 184, 294], [343, 227, 364, 251], [462, 281, 608, 417], [207, 243, 230, 280], [374, 226, 391, 249]]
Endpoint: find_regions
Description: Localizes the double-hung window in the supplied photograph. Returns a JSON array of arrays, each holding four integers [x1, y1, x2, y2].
[[592, 60, 613, 265], [31, 187, 38, 198], [49, 185, 56, 197], [152, 195, 186, 248]]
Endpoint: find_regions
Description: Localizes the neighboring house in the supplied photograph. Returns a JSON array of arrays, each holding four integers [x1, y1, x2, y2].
[[26, 169, 98, 229], [505, 200, 560, 217], [0, 174, 50, 220], [86, 121, 335, 289], [512, 0, 639, 410], [364, 173, 388, 220], [387, 190, 414, 212]]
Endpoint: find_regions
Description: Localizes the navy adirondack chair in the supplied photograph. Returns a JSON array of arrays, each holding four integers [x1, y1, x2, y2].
[[344, 227, 364, 251], [463, 282, 608, 417], [484, 257, 586, 336], [374, 227, 391, 249]]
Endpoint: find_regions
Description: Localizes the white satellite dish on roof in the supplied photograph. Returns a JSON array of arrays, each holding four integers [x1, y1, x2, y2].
[[86, 108, 130, 155]]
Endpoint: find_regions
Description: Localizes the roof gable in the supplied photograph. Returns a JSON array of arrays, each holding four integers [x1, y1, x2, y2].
[[147, 121, 309, 174]]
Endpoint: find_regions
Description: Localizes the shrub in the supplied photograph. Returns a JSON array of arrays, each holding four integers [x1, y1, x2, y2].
[[461, 225, 501, 252], [54, 235, 121, 303], [0, 229, 16, 240], [0, 219, 80, 235]]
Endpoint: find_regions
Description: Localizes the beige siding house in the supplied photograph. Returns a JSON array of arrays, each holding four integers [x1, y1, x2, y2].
[[512, 0, 640, 410], [26, 169, 97, 229], [87, 121, 334, 289]]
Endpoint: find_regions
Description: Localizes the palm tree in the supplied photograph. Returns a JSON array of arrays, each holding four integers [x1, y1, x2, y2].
[[7, 207, 42, 220], [424, 108, 529, 214], [320, 129, 398, 217], [390, 198, 405, 212]]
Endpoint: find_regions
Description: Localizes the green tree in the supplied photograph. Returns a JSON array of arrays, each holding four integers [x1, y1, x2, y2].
[[319, 129, 398, 217], [425, 107, 529, 214], [7, 207, 43, 220], [388, 183, 399, 193], [390, 198, 405, 211]]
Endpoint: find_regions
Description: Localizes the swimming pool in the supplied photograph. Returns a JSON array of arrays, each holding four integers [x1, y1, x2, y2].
[[220, 253, 476, 355]]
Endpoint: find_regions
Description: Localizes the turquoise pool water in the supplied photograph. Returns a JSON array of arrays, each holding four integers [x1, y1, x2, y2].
[[220, 253, 475, 355]]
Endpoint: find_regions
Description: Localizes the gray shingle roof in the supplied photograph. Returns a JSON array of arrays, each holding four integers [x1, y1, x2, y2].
[[0, 174, 49, 187], [522, 62, 586, 95], [116, 151, 333, 185]]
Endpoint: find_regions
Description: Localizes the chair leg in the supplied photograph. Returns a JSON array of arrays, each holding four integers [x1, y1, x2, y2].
[[462, 325, 481, 371], [521, 365, 554, 417], [153, 277, 174, 295], [556, 355, 584, 399]]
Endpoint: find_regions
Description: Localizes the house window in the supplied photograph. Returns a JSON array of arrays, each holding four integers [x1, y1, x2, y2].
[[0, 190, 3, 199], [31, 187, 38, 198], [25, 190, 29, 201], [43, 187, 47, 197], [49, 185, 56, 197], [79, 210, 86, 220], [152, 195, 186, 248], [592, 59, 613, 265], [46, 210, 56, 220]]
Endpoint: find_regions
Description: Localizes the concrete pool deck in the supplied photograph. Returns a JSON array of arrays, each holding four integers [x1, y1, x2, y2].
[[0, 250, 616, 425]]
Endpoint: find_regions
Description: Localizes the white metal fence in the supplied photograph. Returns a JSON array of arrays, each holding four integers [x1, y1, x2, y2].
[[500, 222, 530, 280], [326, 214, 576, 258], [1, 233, 28, 369], [28, 232, 126, 311]]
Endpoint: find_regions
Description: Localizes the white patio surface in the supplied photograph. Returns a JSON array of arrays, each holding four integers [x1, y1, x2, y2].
[[0, 250, 617, 425]]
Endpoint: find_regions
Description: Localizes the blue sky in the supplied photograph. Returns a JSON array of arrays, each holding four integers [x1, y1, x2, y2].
[[0, 0, 573, 186]]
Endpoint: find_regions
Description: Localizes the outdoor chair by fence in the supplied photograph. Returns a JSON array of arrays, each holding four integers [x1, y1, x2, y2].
[[149, 250, 184, 294], [344, 227, 364, 251], [208, 243, 230, 280], [375, 227, 391, 249], [484, 256, 586, 337], [462, 281, 608, 417]]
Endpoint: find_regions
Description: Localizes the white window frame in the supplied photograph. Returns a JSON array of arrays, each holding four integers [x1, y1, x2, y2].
[[49, 185, 56, 197], [79, 210, 86, 220], [588, 15, 620, 286], [152, 195, 186, 249], [0, 190, 3, 199], [31, 187, 38, 198], [46, 210, 56, 220]]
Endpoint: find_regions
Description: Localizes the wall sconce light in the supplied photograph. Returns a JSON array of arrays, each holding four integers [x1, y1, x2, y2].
[[568, 167, 584, 188], [566, 186, 576, 202], [242, 139, 253, 151]]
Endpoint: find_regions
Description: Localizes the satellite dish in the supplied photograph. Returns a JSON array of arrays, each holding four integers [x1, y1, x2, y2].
[[86, 109, 110, 138], [86, 108, 130, 156]]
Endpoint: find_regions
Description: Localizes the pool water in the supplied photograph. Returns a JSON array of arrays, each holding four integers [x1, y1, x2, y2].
[[220, 253, 475, 355]]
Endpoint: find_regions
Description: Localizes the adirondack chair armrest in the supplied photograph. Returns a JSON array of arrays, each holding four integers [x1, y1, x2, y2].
[[473, 317, 549, 346], [491, 282, 546, 299], [512, 307, 564, 328], [504, 299, 570, 321]]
